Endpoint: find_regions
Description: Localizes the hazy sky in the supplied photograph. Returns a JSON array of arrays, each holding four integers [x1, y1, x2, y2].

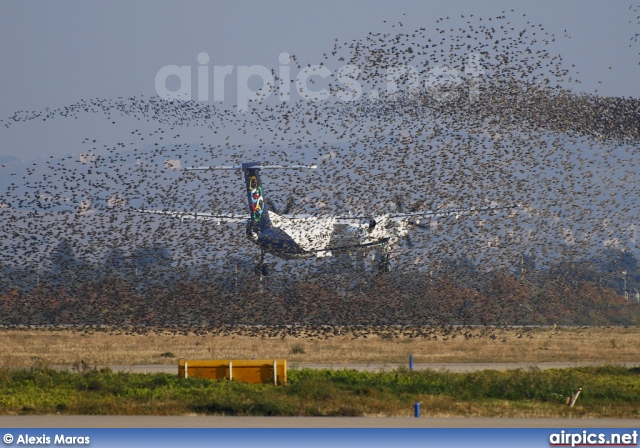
[[1, 0, 639, 160]]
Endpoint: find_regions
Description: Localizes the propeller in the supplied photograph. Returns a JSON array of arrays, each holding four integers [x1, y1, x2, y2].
[[396, 196, 422, 246], [266, 199, 278, 214], [267, 196, 295, 215], [283, 196, 295, 215], [404, 218, 431, 247], [405, 232, 414, 247]]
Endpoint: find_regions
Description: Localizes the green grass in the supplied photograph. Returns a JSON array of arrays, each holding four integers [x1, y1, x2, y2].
[[0, 366, 638, 417]]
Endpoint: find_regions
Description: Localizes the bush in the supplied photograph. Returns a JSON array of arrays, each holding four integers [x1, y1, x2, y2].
[[291, 343, 305, 354]]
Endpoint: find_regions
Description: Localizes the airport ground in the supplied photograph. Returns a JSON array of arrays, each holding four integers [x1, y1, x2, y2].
[[0, 326, 638, 424], [0, 326, 638, 368]]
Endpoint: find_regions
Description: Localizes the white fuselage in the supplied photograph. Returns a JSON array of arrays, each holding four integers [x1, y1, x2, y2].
[[268, 212, 408, 256]]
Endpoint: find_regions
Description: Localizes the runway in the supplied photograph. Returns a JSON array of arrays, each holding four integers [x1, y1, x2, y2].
[[1, 415, 638, 428]]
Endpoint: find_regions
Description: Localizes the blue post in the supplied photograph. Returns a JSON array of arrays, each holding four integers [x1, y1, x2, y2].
[[414, 402, 420, 418], [409, 355, 414, 371]]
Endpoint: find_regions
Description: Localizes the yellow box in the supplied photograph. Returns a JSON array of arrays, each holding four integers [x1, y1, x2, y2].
[[178, 359, 287, 385]]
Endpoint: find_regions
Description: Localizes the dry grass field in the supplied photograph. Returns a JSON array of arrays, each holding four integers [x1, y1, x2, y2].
[[0, 326, 639, 369]]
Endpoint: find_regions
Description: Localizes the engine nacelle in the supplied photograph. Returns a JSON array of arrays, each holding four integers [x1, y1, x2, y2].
[[364, 217, 376, 232]]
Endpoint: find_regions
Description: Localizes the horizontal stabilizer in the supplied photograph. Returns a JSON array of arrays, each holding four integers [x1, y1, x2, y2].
[[394, 203, 520, 223], [133, 208, 248, 223], [186, 166, 241, 170], [187, 165, 317, 171]]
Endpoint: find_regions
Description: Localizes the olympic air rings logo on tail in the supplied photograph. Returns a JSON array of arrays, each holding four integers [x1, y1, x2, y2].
[[249, 176, 264, 222]]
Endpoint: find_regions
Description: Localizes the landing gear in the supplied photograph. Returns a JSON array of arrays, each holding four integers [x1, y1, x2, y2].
[[255, 249, 269, 277], [377, 245, 391, 274], [378, 253, 391, 273]]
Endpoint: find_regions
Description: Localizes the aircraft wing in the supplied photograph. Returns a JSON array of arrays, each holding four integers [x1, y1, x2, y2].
[[326, 203, 519, 224], [133, 209, 249, 223], [132, 203, 518, 224], [387, 203, 520, 222]]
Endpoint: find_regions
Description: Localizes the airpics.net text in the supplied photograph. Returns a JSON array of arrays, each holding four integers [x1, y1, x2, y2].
[[155, 52, 485, 112]]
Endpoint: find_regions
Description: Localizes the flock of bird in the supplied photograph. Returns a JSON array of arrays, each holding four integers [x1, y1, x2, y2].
[[7, 322, 535, 342], [631, 3, 640, 62], [1, 10, 639, 327]]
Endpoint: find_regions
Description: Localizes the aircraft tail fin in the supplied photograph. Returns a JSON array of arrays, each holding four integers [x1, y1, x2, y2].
[[242, 163, 271, 229], [186, 162, 316, 231]]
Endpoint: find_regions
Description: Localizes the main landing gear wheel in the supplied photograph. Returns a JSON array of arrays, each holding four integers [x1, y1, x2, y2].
[[377, 247, 391, 274]]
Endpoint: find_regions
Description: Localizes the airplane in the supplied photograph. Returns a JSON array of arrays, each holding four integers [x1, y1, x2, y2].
[[138, 162, 518, 276]]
